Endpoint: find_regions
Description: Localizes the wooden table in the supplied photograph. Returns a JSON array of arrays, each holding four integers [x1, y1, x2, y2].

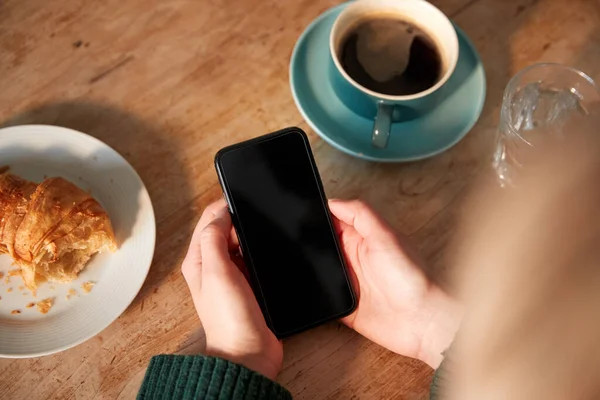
[[0, 0, 598, 398]]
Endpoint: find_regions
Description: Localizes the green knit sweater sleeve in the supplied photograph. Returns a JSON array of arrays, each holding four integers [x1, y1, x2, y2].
[[137, 355, 292, 400]]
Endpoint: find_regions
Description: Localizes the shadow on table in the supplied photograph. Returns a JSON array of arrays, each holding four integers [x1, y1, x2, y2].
[[0, 101, 196, 303]]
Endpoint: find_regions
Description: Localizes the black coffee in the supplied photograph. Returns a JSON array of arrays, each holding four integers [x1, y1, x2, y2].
[[340, 17, 443, 96]]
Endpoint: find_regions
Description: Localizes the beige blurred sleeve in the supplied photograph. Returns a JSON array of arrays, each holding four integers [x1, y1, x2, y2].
[[445, 122, 600, 400]]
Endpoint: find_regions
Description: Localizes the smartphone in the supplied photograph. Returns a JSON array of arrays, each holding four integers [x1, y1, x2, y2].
[[214, 127, 356, 338]]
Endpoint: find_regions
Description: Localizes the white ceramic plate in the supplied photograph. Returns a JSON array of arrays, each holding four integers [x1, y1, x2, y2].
[[0, 125, 155, 357]]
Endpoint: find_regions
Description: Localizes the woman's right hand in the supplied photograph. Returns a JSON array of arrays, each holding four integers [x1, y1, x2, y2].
[[329, 199, 461, 368]]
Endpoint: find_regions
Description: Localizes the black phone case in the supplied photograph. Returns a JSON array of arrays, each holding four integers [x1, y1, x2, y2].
[[214, 127, 357, 338]]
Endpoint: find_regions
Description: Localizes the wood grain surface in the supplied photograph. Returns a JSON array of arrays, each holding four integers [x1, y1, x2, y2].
[[0, 0, 599, 398]]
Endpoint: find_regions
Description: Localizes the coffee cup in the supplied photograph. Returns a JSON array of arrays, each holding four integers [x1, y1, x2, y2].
[[329, 0, 459, 148]]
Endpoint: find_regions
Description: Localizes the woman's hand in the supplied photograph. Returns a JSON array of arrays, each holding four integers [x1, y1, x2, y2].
[[329, 199, 461, 368], [181, 199, 282, 380]]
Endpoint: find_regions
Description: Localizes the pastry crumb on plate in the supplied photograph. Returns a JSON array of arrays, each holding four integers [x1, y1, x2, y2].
[[36, 298, 54, 314], [82, 282, 95, 293]]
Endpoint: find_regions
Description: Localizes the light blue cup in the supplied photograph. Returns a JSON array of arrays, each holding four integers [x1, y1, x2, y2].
[[329, 0, 459, 148]]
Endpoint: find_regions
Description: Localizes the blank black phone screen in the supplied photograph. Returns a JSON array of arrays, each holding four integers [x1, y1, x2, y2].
[[217, 130, 355, 337]]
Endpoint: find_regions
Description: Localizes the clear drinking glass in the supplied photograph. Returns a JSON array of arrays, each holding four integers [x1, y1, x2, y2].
[[493, 63, 600, 186]]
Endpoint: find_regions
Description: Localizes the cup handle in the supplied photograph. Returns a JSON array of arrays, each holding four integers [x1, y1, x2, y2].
[[372, 103, 393, 149]]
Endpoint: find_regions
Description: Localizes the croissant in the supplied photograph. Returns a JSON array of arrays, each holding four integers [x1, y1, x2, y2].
[[0, 172, 117, 290]]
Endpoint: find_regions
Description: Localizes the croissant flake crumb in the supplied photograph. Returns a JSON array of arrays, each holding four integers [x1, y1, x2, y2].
[[7, 287, 12, 292], [66, 288, 78, 300], [8, 269, 21, 277], [0, 272, 4, 279], [25, 302, 35, 308], [18, 286, 24, 291], [11, 310, 21, 315], [36, 298, 53, 314], [82, 281, 95, 293]]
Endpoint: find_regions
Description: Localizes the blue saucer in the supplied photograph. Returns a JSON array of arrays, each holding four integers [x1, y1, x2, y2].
[[290, 4, 486, 162]]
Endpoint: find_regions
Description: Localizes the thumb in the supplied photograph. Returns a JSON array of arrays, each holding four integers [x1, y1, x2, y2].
[[329, 199, 396, 243], [200, 208, 235, 277]]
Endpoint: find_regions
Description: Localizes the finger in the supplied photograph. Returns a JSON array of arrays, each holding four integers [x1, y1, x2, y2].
[[329, 199, 396, 241], [229, 226, 239, 248], [330, 213, 348, 235], [331, 216, 356, 256], [343, 261, 360, 311], [328, 207, 361, 318], [231, 253, 250, 282]]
